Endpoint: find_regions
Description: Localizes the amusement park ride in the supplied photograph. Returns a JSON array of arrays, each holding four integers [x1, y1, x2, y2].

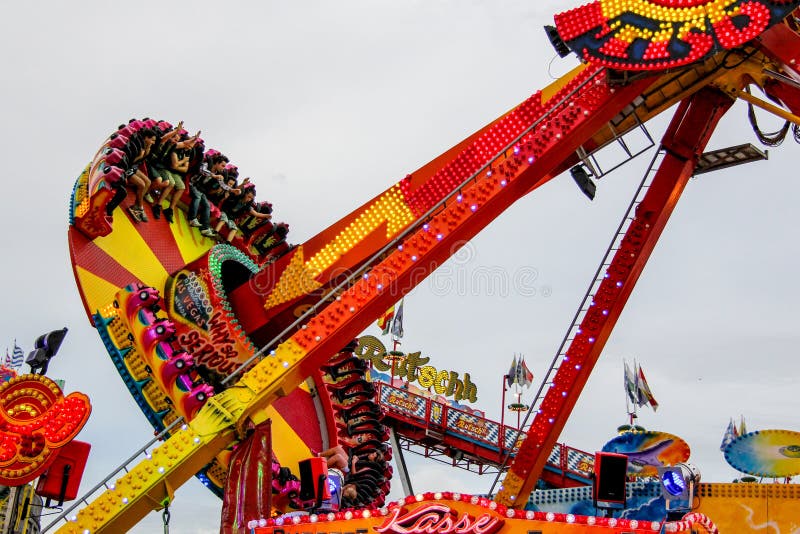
[[11, 0, 796, 531]]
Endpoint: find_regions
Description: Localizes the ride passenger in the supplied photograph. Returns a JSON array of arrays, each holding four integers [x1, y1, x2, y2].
[[160, 130, 200, 223], [188, 152, 234, 237], [215, 183, 271, 244], [238, 199, 273, 239], [126, 128, 158, 222], [144, 122, 183, 219]]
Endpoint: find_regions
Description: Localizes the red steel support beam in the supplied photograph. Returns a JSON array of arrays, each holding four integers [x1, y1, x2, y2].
[[756, 23, 800, 115], [495, 87, 735, 508], [757, 23, 800, 80]]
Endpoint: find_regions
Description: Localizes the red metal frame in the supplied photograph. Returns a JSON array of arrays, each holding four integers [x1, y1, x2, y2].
[[495, 87, 735, 507], [376, 382, 593, 487]]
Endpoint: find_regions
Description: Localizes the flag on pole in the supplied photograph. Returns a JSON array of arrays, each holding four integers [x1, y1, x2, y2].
[[518, 357, 534, 387], [636, 364, 659, 411], [720, 418, 736, 451], [624, 360, 638, 406], [11, 341, 25, 369], [391, 299, 404, 339], [506, 356, 518, 387], [506, 355, 534, 388], [377, 304, 395, 335]]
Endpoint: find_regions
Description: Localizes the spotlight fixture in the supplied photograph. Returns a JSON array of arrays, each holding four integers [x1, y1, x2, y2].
[[26, 327, 68, 375], [570, 165, 597, 201], [544, 25, 571, 58], [658, 463, 700, 518]]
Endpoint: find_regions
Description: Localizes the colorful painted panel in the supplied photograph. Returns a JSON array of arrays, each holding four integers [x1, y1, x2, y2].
[[602, 430, 690, 477], [430, 402, 443, 425], [446, 410, 501, 446], [566, 447, 595, 478], [528, 482, 800, 532], [379, 386, 427, 420], [724, 429, 800, 477], [504, 427, 522, 451]]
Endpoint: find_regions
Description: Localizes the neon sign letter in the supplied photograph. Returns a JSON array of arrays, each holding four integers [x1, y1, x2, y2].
[[376, 503, 503, 534]]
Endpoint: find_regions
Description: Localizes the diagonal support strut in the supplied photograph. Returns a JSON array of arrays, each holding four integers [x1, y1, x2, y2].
[[495, 86, 736, 508]]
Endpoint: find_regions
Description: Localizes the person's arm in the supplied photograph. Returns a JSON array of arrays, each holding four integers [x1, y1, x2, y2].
[[174, 131, 200, 150], [171, 151, 190, 173], [161, 128, 181, 143], [249, 207, 272, 219], [217, 180, 240, 193]]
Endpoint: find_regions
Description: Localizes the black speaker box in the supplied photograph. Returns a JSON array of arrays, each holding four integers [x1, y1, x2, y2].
[[593, 452, 628, 509]]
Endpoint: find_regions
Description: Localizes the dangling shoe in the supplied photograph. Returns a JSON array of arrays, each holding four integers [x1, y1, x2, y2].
[[189, 218, 202, 227], [152, 204, 161, 220], [144, 193, 155, 204], [163, 207, 174, 223], [200, 228, 216, 238], [127, 205, 142, 222]]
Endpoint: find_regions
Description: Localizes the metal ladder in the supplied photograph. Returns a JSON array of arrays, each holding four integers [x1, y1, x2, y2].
[[576, 111, 655, 179], [489, 145, 667, 494]]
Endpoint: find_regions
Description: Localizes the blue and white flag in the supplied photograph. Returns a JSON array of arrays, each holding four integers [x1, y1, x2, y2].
[[11, 341, 25, 369], [720, 418, 736, 451]]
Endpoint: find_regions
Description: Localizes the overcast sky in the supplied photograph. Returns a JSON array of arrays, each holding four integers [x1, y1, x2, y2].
[[1, 1, 798, 533]]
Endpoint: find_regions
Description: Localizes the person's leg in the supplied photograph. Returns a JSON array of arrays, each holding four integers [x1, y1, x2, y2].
[[133, 170, 150, 208], [163, 174, 184, 224], [146, 175, 163, 205], [149, 176, 164, 219], [161, 182, 174, 208], [106, 184, 128, 216], [169, 182, 183, 209], [188, 184, 202, 223], [126, 175, 145, 222], [199, 195, 211, 228], [197, 195, 216, 237]]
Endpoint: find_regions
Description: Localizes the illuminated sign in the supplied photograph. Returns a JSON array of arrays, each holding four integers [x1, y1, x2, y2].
[[376, 503, 504, 534], [553, 0, 800, 71], [166, 269, 252, 376], [0, 375, 91, 486], [356, 336, 478, 402]]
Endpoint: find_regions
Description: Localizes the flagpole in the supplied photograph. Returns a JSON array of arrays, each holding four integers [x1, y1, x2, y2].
[[623, 358, 631, 425], [631, 358, 639, 426], [500, 375, 507, 434], [624, 358, 636, 426]]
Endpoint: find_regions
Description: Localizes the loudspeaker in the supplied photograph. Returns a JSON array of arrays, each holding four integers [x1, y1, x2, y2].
[[35, 440, 91, 504], [570, 165, 596, 201], [593, 452, 628, 509], [298, 457, 329, 502]]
